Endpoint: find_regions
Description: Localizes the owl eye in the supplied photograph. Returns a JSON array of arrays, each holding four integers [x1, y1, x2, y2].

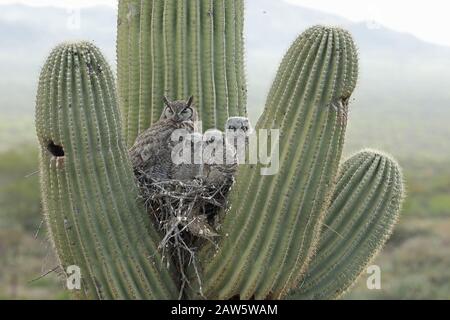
[[228, 126, 237, 131], [164, 107, 174, 118], [242, 126, 248, 132], [182, 107, 192, 114]]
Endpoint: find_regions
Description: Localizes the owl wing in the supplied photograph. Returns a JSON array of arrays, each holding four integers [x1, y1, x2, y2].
[[129, 119, 196, 181], [128, 120, 178, 179]]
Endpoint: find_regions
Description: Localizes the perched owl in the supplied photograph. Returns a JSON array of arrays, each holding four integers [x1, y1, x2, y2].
[[129, 96, 197, 181], [225, 117, 253, 135], [170, 132, 204, 181], [203, 129, 237, 188], [160, 96, 198, 122], [225, 117, 253, 163]]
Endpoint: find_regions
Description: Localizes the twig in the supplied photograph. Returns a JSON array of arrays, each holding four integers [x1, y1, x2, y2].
[[34, 219, 44, 239], [25, 170, 40, 178], [134, 170, 232, 299], [28, 266, 60, 284]]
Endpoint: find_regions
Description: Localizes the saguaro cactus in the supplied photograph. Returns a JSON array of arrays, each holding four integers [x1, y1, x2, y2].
[[36, 42, 178, 299], [35, 0, 405, 300], [117, 0, 247, 146], [288, 150, 404, 299]]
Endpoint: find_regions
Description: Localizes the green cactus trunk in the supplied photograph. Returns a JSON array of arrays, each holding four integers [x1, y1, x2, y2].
[[35, 42, 178, 299], [195, 26, 359, 300], [288, 150, 404, 300], [117, 0, 247, 146]]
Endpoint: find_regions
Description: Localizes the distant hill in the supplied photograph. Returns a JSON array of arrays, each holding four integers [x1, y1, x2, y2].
[[1, 1, 449, 162]]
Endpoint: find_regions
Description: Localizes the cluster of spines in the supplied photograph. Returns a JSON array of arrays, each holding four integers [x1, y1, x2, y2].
[[194, 26, 359, 300], [117, 0, 247, 146], [36, 42, 178, 299], [289, 150, 404, 300]]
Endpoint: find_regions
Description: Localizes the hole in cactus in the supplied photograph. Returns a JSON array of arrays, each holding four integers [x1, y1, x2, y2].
[[47, 140, 65, 157]]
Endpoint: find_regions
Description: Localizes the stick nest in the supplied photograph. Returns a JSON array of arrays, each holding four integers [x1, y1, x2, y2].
[[135, 168, 233, 298]]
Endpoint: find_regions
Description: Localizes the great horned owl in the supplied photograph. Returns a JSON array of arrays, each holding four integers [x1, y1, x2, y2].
[[170, 132, 204, 181], [160, 96, 198, 122], [176, 130, 237, 240], [129, 96, 197, 181], [225, 117, 253, 163], [203, 129, 237, 188], [225, 117, 253, 135]]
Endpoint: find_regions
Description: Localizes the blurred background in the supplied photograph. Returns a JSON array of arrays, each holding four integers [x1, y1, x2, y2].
[[0, 0, 449, 299]]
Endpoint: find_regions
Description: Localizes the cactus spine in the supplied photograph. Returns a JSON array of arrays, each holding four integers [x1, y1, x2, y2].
[[195, 26, 359, 300], [117, 0, 247, 146], [36, 42, 178, 299], [289, 150, 404, 300]]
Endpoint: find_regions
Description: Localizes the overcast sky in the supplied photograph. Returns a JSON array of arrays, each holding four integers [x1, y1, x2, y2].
[[0, 0, 117, 8], [286, 0, 450, 47], [1, 0, 450, 47]]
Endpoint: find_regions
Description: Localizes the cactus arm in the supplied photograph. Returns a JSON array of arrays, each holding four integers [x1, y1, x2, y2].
[[36, 42, 178, 299], [195, 26, 358, 300], [117, 0, 247, 145], [288, 150, 405, 300], [36, 48, 92, 299]]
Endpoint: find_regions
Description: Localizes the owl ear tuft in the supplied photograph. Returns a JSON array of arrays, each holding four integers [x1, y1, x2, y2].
[[186, 96, 194, 108], [163, 96, 171, 107]]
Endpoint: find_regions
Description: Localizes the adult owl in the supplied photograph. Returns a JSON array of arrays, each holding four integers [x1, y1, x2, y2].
[[129, 96, 197, 181]]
